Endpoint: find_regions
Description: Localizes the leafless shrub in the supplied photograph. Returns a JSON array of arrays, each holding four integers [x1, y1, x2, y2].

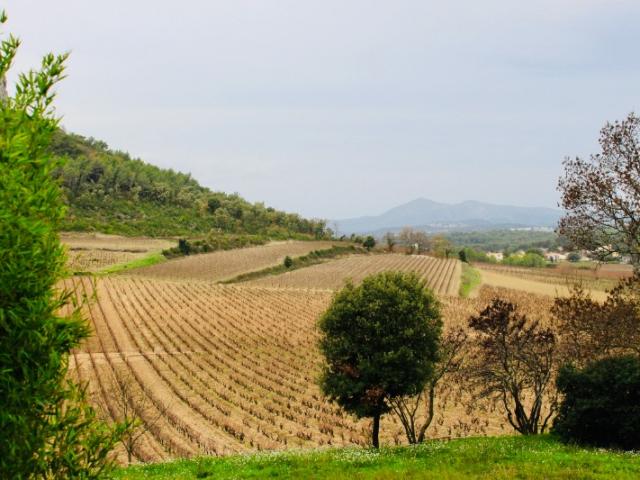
[[464, 299, 558, 435], [390, 328, 468, 444]]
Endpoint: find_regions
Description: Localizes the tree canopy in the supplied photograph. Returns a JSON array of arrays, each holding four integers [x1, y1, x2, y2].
[[558, 112, 640, 266], [318, 272, 442, 448], [51, 131, 329, 238]]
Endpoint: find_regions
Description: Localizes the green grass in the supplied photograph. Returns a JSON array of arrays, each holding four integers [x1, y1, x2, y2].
[[459, 263, 481, 297], [221, 245, 362, 284], [113, 435, 640, 479], [96, 251, 166, 275]]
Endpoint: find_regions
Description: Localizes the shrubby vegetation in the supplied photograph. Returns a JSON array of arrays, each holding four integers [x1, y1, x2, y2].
[[162, 233, 269, 258], [458, 246, 497, 263], [0, 13, 125, 478], [503, 251, 547, 268], [447, 229, 565, 253], [51, 131, 329, 238], [553, 355, 640, 450]]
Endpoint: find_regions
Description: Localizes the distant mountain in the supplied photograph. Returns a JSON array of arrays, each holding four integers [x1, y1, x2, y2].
[[334, 198, 562, 235]]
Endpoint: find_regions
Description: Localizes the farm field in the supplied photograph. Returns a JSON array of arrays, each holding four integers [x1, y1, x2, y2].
[[477, 262, 632, 292], [477, 268, 609, 301], [66, 274, 538, 464], [246, 254, 462, 296], [129, 241, 338, 282], [62, 232, 175, 273]]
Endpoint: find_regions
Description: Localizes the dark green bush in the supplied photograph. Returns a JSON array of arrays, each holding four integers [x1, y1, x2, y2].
[[283, 255, 293, 268], [553, 355, 640, 450], [363, 235, 376, 251], [178, 238, 191, 255]]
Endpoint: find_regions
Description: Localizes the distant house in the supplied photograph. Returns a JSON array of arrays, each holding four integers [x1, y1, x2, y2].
[[487, 252, 503, 262], [545, 252, 567, 263]]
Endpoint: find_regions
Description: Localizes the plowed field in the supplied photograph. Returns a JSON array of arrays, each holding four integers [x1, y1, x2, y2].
[[246, 254, 461, 296]]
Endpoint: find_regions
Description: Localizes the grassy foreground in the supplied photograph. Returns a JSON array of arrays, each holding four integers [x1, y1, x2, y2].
[[98, 252, 166, 275], [114, 435, 640, 479], [459, 263, 481, 298]]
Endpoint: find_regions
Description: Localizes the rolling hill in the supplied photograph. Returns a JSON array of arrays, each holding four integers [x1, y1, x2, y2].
[[335, 198, 562, 235], [51, 131, 328, 238]]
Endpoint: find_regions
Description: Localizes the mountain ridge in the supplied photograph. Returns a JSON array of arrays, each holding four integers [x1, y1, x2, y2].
[[335, 198, 562, 235]]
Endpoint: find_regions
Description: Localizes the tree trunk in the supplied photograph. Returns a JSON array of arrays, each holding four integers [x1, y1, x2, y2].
[[372, 413, 380, 449]]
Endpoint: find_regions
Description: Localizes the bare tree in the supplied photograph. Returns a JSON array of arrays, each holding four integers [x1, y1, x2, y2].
[[101, 368, 168, 465], [552, 275, 640, 366], [465, 299, 558, 435], [383, 232, 396, 252], [558, 112, 640, 267], [431, 234, 454, 258], [397, 227, 431, 254], [390, 328, 467, 443]]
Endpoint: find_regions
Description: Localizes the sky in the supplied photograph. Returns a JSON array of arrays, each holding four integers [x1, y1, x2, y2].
[[5, 1, 640, 219]]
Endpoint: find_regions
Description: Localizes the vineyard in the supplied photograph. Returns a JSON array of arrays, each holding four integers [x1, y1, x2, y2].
[[66, 273, 540, 463], [246, 254, 462, 295], [129, 241, 338, 282], [477, 262, 632, 292], [477, 266, 610, 301], [59, 239, 580, 465], [62, 233, 175, 273]]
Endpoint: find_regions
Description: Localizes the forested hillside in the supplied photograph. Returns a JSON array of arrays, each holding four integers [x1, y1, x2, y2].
[[51, 131, 327, 237]]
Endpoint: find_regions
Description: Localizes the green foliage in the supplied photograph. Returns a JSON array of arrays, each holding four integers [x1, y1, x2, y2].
[[459, 263, 481, 298], [318, 272, 442, 447], [178, 238, 191, 255], [114, 435, 640, 480], [283, 255, 293, 268], [554, 355, 640, 450], [503, 252, 547, 268], [50, 131, 329, 237], [458, 248, 467, 263], [163, 233, 269, 259], [458, 246, 497, 264], [0, 13, 124, 478], [447, 230, 564, 253], [362, 235, 376, 251], [97, 251, 166, 275]]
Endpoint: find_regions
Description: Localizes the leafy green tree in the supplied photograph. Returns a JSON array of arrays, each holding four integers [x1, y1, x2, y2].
[[283, 255, 293, 268], [0, 13, 125, 478], [318, 272, 442, 448], [363, 235, 376, 251]]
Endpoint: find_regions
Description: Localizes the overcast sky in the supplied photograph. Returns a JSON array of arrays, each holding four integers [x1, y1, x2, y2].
[[6, 1, 640, 219]]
